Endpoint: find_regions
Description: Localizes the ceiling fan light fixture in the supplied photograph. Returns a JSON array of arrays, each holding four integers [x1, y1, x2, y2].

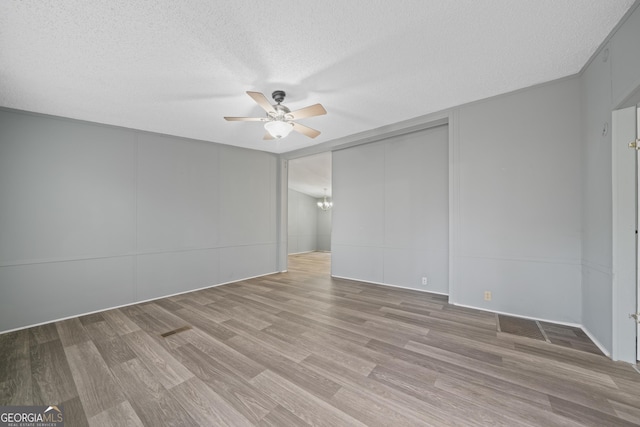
[[264, 120, 294, 139], [225, 90, 325, 140]]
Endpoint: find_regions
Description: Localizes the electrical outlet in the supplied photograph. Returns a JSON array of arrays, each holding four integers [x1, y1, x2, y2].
[[421, 277, 427, 285], [484, 291, 492, 301]]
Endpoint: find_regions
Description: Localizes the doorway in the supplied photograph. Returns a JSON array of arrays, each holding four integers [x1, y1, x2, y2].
[[287, 152, 332, 269], [636, 104, 640, 363]]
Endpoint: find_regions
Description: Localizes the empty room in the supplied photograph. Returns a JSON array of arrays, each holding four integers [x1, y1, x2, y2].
[[2, 1, 640, 426]]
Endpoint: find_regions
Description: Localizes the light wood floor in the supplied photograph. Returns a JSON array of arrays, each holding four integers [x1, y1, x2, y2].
[[2, 251, 640, 426]]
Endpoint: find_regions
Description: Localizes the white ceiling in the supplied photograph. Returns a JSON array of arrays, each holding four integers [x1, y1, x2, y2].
[[1, 1, 636, 156], [288, 153, 332, 198]]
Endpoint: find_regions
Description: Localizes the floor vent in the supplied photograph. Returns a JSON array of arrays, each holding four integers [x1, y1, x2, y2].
[[160, 325, 192, 338], [498, 315, 545, 341]]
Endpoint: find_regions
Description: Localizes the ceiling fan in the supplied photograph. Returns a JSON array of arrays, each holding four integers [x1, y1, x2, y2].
[[224, 90, 327, 140]]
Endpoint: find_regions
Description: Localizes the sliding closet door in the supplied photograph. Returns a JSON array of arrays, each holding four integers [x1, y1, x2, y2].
[[332, 125, 449, 294]]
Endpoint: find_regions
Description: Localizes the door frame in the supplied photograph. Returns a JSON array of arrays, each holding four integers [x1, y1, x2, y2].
[[612, 105, 638, 363]]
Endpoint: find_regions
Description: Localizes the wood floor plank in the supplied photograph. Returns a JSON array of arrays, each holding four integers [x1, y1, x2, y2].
[[277, 310, 371, 345], [181, 328, 265, 380], [289, 295, 432, 340], [121, 330, 194, 389], [222, 318, 311, 363], [299, 309, 411, 347], [549, 394, 640, 427], [82, 319, 120, 343], [29, 323, 59, 345], [301, 329, 394, 366], [128, 311, 176, 338], [400, 338, 620, 416], [433, 376, 584, 427], [110, 357, 166, 402], [64, 340, 125, 418], [262, 324, 377, 377], [501, 352, 619, 389], [329, 385, 433, 426], [2, 252, 639, 426], [409, 335, 504, 365], [55, 318, 91, 347], [31, 339, 79, 405], [182, 287, 223, 305], [250, 369, 366, 427], [382, 350, 555, 411], [226, 305, 274, 330], [139, 302, 193, 335], [177, 298, 233, 323], [226, 334, 342, 400], [62, 395, 90, 427], [258, 404, 311, 427], [79, 313, 104, 326], [169, 376, 255, 427], [0, 330, 32, 405], [216, 293, 283, 316], [93, 336, 136, 368], [172, 307, 237, 341], [153, 298, 184, 313], [610, 400, 640, 425], [364, 362, 520, 426], [300, 352, 471, 426], [100, 308, 141, 335], [127, 387, 199, 426], [173, 343, 278, 424], [88, 401, 144, 427]]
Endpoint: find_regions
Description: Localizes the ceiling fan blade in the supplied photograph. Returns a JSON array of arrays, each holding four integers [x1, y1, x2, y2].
[[289, 103, 327, 120], [247, 91, 275, 114], [224, 117, 266, 121], [292, 122, 321, 139], [263, 132, 275, 140]]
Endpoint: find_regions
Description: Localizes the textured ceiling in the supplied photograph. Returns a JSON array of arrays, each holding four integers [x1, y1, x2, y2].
[[289, 153, 332, 198], [0, 0, 636, 155]]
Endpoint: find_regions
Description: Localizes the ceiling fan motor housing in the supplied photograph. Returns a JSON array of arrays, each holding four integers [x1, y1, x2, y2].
[[272, 90, 286, 103]]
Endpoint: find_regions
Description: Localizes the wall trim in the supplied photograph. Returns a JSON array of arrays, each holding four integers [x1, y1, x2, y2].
[[281, 115, 449, 160], [581, 259, 614, 276], [331, 274, 449, 296], [0, 242, 278, 268]]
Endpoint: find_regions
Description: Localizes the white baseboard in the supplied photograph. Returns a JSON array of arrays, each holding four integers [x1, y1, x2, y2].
[[330, 274, 449, 296], [581, 326, 612, 358]]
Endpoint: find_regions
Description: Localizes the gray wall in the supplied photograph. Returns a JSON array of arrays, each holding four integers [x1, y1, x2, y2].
[[328, 4, 640, 356], [332, 125, 449, 294], [316, 207, 332, 252], [287, 189, 332, 254], [332, 79, 582, 324], [0, 109, 278, 333], [287, 189, 318, 254], [451, 78, 582, 324], [328, 0, 639, 351], [581, 4, 640, 357]]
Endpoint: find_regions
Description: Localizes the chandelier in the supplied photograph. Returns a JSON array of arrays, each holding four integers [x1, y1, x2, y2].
[[317, 189, 333, 211]]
